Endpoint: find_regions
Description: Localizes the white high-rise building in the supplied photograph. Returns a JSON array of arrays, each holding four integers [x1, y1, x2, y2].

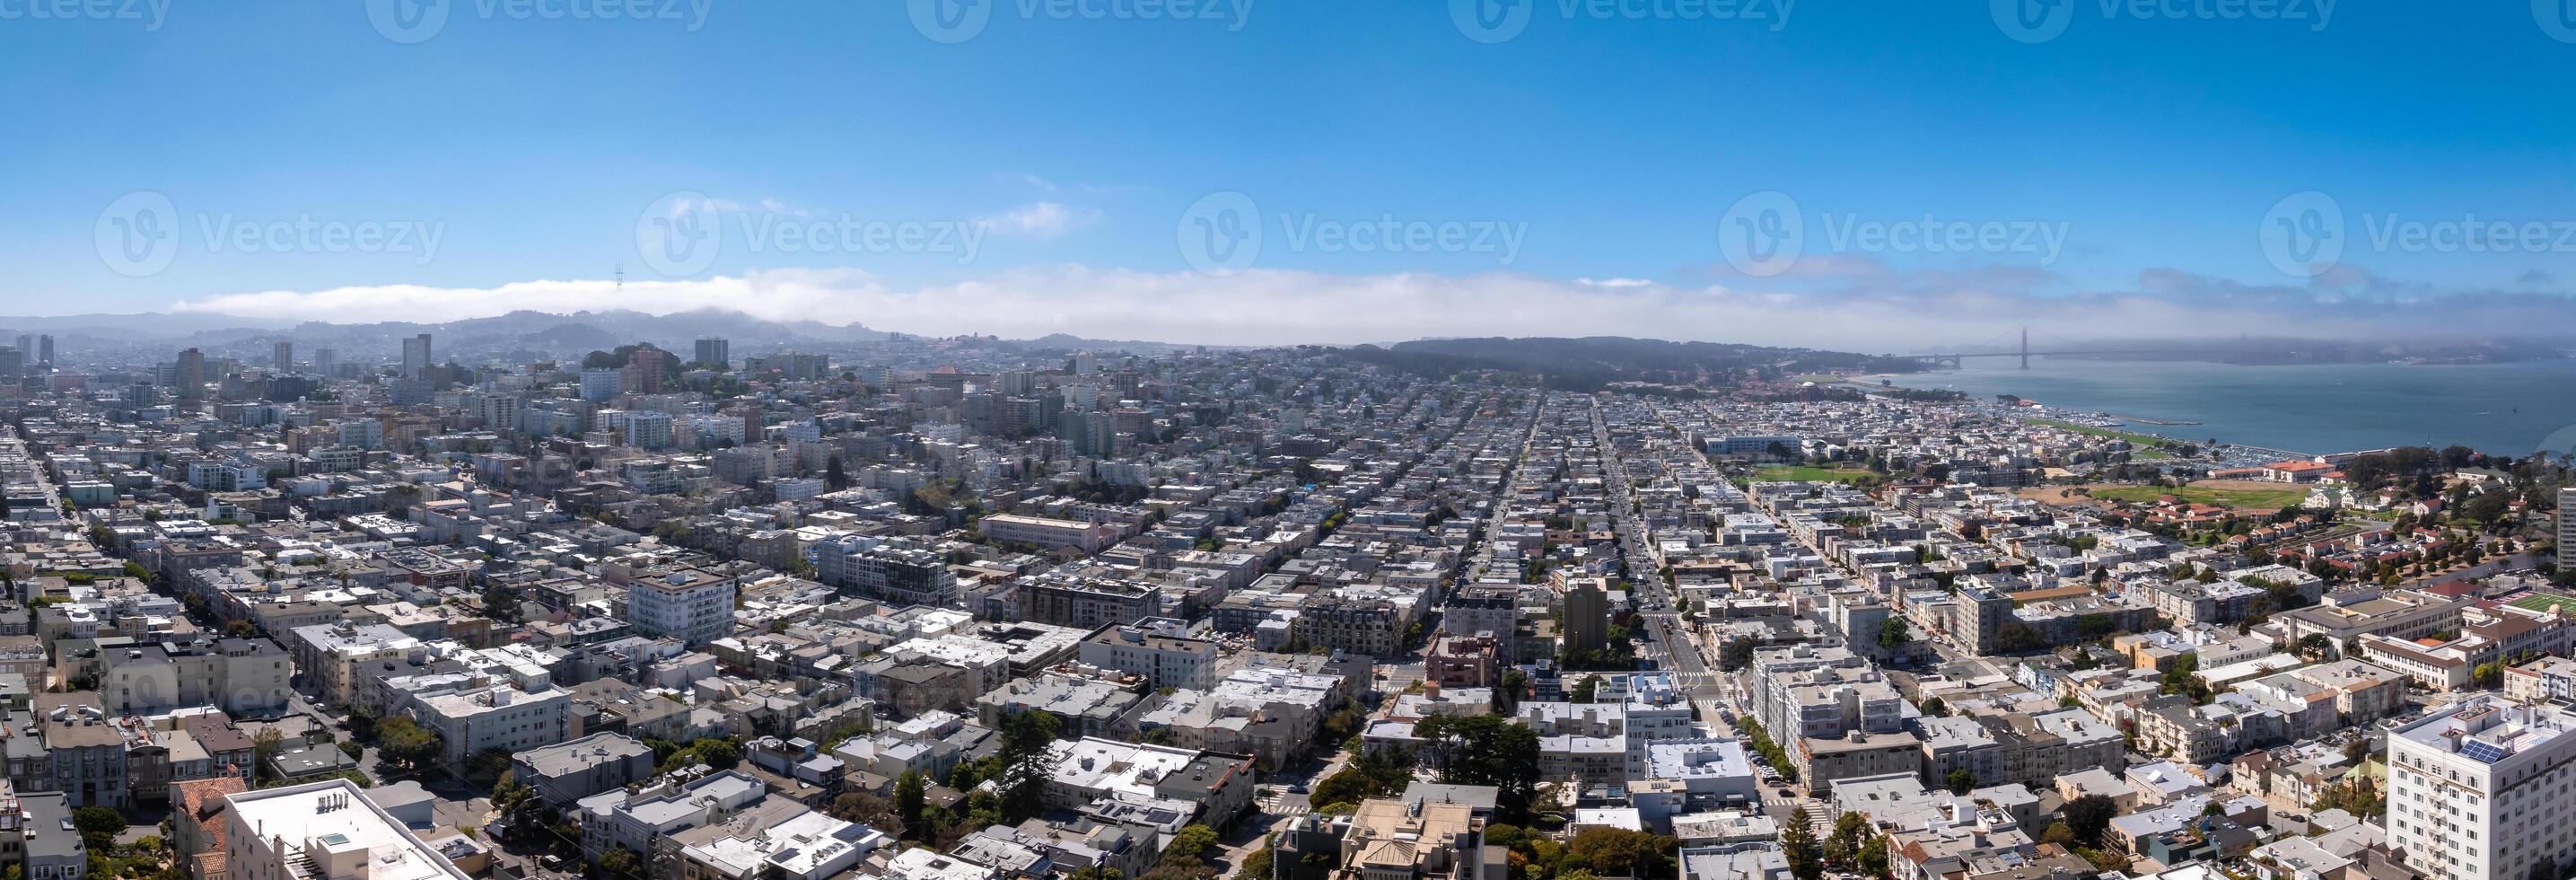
[[624, 409, 674, 450], [2559, 488, 2576, 573], [580, 367, 623, 402], [336, 418, 384, 450], [623, 565, 737, 646], [2385, 697, 2576, 880], [479, 394, 519, 431]]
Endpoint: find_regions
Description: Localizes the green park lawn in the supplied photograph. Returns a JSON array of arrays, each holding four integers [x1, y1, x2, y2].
[[2089, 484, 2308, 510], [1753, 465, 1878, 484]]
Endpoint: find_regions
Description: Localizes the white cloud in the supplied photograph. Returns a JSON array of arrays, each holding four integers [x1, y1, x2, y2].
[[163, 262, 2576, 348], [977, 201, 1101, 239]]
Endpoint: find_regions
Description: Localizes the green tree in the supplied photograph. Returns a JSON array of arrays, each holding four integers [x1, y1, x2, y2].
[[1825, 812, 1871, 871], [596, 845, 644, 878], [1877, 617, 1912, 656], [1945, 769, 1976, 795], [1782, 807, 1824, 880], [897, 770, 928, 837], [1415, 714, 1543, 820], [1566, 827, 1677, 878], [375, 716, 446, 776], [70, 806, 125, 851], [1000, 709, 1065, 822], [2061, 795, 2118, 847], [828, 791, 905, 837], [251, 726, 286, 784], [1855, 836, 1890, 878], [1918, 696, 1950, 717]]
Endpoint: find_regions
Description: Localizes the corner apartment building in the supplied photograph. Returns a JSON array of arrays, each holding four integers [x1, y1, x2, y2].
[[1020, 576, 1161, 630], [979, 513, 1121, 553], [2384, 698, 2576, 880], [404, 682, 574, 776], [513, 733, 657, 808], [811, 534, 959, 606], [31, 692, 127, 808], [99, 637, 293, 718], [621, 565, 738, 647], [1079, 620, 1219, 691]]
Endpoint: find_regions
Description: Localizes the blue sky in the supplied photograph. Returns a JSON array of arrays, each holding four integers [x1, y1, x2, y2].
[[6, 0, 2576, 345]]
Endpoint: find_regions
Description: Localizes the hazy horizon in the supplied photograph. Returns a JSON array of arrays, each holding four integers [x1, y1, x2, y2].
[[16, 4, 2576, 348]]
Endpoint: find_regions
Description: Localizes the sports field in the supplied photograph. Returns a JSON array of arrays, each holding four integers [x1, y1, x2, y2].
[[2510, 591, 2576, 614]]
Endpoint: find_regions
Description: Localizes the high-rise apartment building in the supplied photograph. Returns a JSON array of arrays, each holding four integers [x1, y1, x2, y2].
[[1561, 576, 1610, 655], [694, 337, 730, 370], [401, 333, 434, 378], [273, 340, 293, 371], [313, 347, 337, 377], [580, 368, 623, 401], [622, 346, 668, 394], [479, 394, 520, 431], [173, 348, 206, 399], [2560, 488, 2576, 573]]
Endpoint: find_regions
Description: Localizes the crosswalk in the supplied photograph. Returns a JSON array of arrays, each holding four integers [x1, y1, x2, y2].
[[1262, 799, 1312, 817]]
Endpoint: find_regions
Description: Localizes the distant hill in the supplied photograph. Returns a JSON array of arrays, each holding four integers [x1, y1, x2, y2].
[[1338, 336, 1926, 391]]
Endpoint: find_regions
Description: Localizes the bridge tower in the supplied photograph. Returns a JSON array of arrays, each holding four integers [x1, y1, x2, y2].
[[2019, 326, 2029, 369]]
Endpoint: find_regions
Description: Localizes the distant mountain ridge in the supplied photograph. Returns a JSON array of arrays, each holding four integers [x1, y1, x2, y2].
[[1336, 336, 1928, 391]]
